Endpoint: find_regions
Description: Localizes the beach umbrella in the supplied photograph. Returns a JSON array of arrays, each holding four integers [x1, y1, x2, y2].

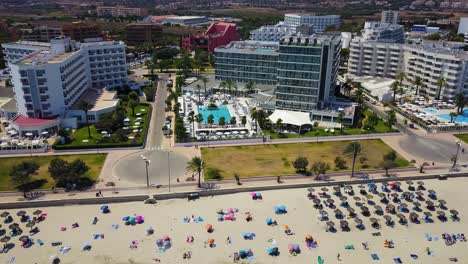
[[326, 221, 335, 227], [334, 209, 342, 215], [207, 238, 215, 244], [410, 212, 418, 218], [321, 187, 329, 192], [33, 210, 42, 216], [49, 255, 59, 263], [391, 193, 399, 198], [340, 196, 347, 201], [19, 235, 29, 242], [394, 182, 401, 186], [369, 217, 379, 223], [381, 182, 389, 186], [406, 180, 414, 185], [0, 236, 10, 243], [327, 198, 335, 204], [417, 181, 424, 186], [383, 215, 392, 221], [319, 210, 328, 216], [305, 234, 312, 240], [8, 223, 18, 229], [354, 218, 363, 224], [397, 213, 405, 219], [374, 205, 383, 211], [162, 235, 170, 241], [378, 193, 386, 198], [16, 211, 26, 217], [438, 200, 446, 205], [360, 206, 369, 212], [424, 212, 432, 217], [333, 186, 340, 191], [353, 197, 361, 201], [358, 184, 366, 189], [366, 194, 373, 199], [307, 188, 315, 192], [426, 201, 434, 206], [347, 207, 355, 213], [0, 212, 9, 217], [340, 220, 349, 226], [25, 221, 35, 228], [205, 224, 213, 231], [428, 190, 436, 194], [450, 210, 459, 215], [282, 225, 289, 230], [400, 203, 408, 208], [346, 185, 353, 190], [413, 201, 421, 207], [387, 204, 395, 210], [437, 211, 445, 216], [313, 199, 321, 204]]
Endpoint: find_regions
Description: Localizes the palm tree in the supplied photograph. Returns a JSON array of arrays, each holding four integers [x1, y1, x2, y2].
[[343, 77, 353, 96], [128, 99, 139, 116], [385, 110, 397, 131], [188, 111, 195, 137], [343, 141, 362, 178], [186, 156, 206, 188], [201, 76, 209, 97], [250, 108, 258, 131], [77, 100, 94, 138], [196, 84, 202, 104], [390, 81, 399, 102], [219, 80, 227, 98], [412, 76, 423, 96], [195, 113, 203, 124], [275, 118, 283, 131], [207, 114, 215, 126], [245, 81, 256, 95], [455, 93, 466, 114], [435, 77, 447, 100], [396, 72, 406, 87], [449, 112, 458, 123], [225, 80, 236, 96], [336, 111, 345, 132]]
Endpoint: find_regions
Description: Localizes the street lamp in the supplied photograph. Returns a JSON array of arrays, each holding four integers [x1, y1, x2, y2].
[[157, 147, 173, 192], [452, 141, 462, 169], [141, 155, 151, 187]]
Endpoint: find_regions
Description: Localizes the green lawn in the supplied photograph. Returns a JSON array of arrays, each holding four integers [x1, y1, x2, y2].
[[455, 134, 468, 143], [201, 139, 410, 179], [0, 154, 107, 191], [54, 104, 151, 149], [265, 110, 396, 139]]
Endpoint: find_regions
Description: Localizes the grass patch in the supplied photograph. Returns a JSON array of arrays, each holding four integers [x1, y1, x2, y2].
[[201, 139, 409, 179], [53, 104, 151, 150], [455, 134, 468, 144], [0, 154, 107, 191]]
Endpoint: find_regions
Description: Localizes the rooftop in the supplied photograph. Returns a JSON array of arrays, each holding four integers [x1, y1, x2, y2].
[[215, 40, 279, 54], [405, 41, 468, 59], [11, 115, 59, 127], [74, 89, 119, 111], [280, 33, 341, 46]]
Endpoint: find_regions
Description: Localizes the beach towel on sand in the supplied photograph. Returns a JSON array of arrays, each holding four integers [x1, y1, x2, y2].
[[371, 254, 380, 260]]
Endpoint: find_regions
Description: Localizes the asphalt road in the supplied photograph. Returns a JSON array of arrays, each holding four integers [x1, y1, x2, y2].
[[114, 73, 189, 186]]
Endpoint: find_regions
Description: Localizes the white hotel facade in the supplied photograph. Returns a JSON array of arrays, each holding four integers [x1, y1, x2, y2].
[[2, 37, 127, 119]]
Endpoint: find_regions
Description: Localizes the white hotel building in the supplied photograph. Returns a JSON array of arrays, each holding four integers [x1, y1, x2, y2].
[[2, 37, 127, 119], [283, 14, 341, 33], [348, 22, 468, 100]]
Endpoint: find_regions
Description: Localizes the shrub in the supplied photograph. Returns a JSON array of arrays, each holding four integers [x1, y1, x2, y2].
[[205, 167, 223, 180], [334, 156, 347, 169], [293, 156, 309, 174]]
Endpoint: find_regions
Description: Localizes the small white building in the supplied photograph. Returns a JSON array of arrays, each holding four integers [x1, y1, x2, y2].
[[457, 17, 468, 35]]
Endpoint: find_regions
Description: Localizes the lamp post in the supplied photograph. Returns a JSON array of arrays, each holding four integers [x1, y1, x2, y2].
[[141, 155, 151, 187], [157, 147, 172, 192], [452, 141, 462, 168]]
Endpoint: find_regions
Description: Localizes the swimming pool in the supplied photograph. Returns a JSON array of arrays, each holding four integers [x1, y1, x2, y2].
[[423, 108, 468, 123], [197, 104, 231, 124]]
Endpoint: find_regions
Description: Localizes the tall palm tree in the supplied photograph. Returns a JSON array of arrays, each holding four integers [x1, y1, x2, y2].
[[412, 76, 423, 96], [201, 76, 209, 98], [455, 93, 466, 114], [275, 118, 283, 131], [186, 156, 206, 188], [396, 72, 406, 87], [344, 77, 353, 96], [390, 81, 400, 102], [77, 100, 94, 138], [336, 111, 345, 132], [195, 113, 203, 124], [196, 84, 202, 104], [188, 111, 195, 137], [245, 81, 256, 95], [343, 141, 362, 178], [250, 108, 258, 132], [219, 80, 227, 98], [225, 80, 236, 96], [435, 77, 447, 100]]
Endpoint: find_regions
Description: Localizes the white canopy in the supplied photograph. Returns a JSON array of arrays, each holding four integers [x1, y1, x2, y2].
[[268, 110, 313, 127]]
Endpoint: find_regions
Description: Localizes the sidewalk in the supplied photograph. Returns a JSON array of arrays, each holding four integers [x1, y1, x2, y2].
[[0, 165, 460, 204]]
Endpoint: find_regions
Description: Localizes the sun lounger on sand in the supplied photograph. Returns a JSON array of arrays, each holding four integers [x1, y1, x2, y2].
[[393, 257, 403, 263], [37, 239, 43, 246], [51, 242, 62, 247], [372, 232, 381, 236], [410, 254, 418, 259], [425, 233, 432, 241], [345, 245, 355, 250], [371, 253, 380, 260]]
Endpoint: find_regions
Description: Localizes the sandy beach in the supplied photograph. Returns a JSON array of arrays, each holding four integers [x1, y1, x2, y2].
[[1, 177, 468, 264]]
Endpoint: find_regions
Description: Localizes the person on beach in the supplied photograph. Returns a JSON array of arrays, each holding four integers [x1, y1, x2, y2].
[[337, 253, 341, 261]]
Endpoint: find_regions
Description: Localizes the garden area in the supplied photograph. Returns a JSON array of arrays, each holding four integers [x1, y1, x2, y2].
[[454, 134, 468, 144], [201, 139, 410, 179], [53, 103, 151, 150], [0, 154, 106, 192], [264, 110, 398, 139]]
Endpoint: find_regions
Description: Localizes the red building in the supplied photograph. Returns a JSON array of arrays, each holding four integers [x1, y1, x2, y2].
[[182, 22, 241, 52]]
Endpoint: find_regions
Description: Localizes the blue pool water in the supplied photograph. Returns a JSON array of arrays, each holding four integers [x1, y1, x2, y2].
[[424, 108, 468, 123], [198, 105, 231, 124]]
